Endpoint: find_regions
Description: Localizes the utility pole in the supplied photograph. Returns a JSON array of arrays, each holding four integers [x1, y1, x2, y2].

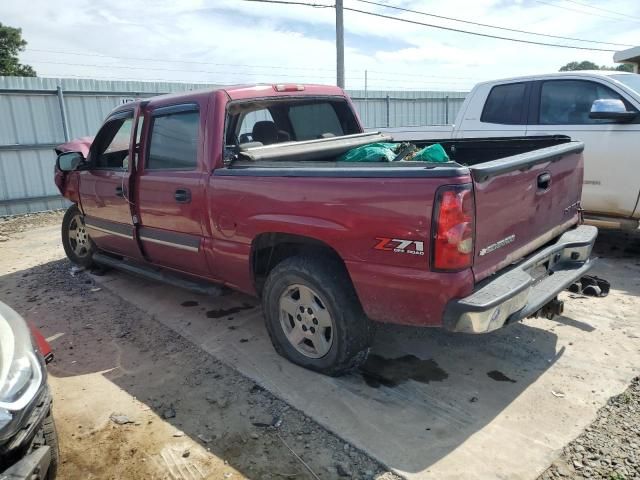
[[336, 0, 345, 88], [364, 70, 368, 99]]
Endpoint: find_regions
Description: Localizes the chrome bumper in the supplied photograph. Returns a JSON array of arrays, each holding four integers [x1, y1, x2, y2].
[[443, 225, 598, 333]]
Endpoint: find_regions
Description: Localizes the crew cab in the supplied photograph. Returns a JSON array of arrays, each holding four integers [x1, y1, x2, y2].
[[385, 72, 640, 230], [54, 84, 597, 375]]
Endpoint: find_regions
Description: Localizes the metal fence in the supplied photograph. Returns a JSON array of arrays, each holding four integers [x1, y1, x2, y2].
[[0, 76, 467, 215]]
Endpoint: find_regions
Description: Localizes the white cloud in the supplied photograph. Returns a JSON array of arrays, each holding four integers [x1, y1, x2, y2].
[[2, 0, 639, 91]]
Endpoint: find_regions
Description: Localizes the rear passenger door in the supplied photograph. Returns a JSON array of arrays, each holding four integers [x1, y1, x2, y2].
[[456, 81, 529, 138], [526, 79, 640, 217], [135, 104, 211, 277]]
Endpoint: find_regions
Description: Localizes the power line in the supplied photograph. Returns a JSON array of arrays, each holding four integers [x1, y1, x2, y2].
[[561, 0, 640, 20], [25, 49, 338, 73], [353, 0, 632, 47], [241, 0, 619, 51], [28, 60, 337, 79], [342, 6, 618, 51], [239, 0, 332, 8], [24, 49, 486, 81], [33, 62, 476, 85], [534, 0, 640, 23]]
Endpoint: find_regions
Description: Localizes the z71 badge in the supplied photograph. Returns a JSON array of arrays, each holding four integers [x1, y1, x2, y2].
[[374, 237, 425, 256]]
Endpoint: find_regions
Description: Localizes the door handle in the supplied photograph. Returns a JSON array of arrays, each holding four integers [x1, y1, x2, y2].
[[115, 186, 125, 198], [174, 188, 191, 203], [537, 173, 551, 190]]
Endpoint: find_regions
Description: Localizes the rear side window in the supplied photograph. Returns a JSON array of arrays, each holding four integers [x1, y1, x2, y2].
[[288, 103, 344, 140], [147, 111, 199, 170], [481, 83, 527, 125]]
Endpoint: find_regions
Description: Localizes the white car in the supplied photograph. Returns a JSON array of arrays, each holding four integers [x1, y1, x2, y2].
[[384, 71, 640, 230]]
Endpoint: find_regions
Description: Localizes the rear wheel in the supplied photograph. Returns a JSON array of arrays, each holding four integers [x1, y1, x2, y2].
[[61, 205, 96, 268], [262, 255, 372, 376]]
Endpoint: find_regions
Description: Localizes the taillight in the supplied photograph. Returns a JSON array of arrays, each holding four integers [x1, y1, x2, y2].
[[432, 184, 475, 271]]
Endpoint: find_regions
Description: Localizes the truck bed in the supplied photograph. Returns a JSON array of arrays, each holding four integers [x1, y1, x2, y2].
[[233, 133, 573, 171]]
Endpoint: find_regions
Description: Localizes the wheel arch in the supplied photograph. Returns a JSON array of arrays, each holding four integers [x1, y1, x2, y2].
[[250, 232, 356, 298]]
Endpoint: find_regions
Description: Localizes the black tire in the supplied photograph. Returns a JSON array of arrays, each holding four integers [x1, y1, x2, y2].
[[262, 255, 372, 376], [42, 411, 59, 480], [61, 204, 96, 268]]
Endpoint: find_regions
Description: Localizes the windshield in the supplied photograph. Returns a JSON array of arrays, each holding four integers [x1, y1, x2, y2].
[[610, 74, 640, 95]]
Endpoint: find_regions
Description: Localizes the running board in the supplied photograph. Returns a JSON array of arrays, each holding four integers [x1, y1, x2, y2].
[[93, 253, 223, 296]]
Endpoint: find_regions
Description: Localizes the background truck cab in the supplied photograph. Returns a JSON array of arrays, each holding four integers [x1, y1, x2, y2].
[[386, 71, 640, 230]]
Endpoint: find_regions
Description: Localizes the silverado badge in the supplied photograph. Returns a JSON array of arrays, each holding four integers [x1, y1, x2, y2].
[[479, 234, 516, 256]]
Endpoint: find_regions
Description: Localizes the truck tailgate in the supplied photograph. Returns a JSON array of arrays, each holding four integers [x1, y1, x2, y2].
[[470, 142, 584, 282]]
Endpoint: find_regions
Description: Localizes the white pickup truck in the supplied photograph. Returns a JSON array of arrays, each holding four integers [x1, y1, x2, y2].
[[385, 71, 640, 230]]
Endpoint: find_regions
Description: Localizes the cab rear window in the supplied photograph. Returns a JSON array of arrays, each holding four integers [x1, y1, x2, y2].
[[288, 103, 344, 140], [227, 99, 359, 148]]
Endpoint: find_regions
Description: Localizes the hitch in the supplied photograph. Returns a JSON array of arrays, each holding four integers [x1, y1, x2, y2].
[[535, 297, 564, 320]]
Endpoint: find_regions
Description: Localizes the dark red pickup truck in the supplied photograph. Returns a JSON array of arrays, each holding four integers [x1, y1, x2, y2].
[[54, 83, 597, 375]]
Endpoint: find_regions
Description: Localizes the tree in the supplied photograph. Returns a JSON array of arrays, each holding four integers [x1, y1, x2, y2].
[[614, 63, 634, 72], [0, 23, 36, 77], [559, 60, 634, 73], [560, 60, 600, 71]]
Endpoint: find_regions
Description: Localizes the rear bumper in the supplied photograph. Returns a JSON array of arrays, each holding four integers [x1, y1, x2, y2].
[[442, 225, 598, 333]]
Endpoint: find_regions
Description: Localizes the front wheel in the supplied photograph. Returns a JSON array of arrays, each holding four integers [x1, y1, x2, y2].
[[262, 255, 372, 376], [42, 412, 59, 480], [61, 205, 96, 268]]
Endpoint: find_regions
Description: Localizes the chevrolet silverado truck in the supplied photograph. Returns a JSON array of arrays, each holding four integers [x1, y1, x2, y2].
[[54, 83, 597, 375], [385, 71, 640, 230]]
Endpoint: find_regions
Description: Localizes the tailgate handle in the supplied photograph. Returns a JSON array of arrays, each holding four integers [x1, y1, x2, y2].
[[115, 186, 125, 198], [537, 173, 551, 190], [174, 188, 191, 203]]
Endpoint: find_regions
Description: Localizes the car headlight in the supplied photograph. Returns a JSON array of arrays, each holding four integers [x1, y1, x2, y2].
[[0, 302, 44, 439]]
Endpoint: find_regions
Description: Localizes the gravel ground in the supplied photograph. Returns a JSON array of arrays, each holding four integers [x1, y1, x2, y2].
[[0, 210, 64, 240], [539, 378, 640, 480]]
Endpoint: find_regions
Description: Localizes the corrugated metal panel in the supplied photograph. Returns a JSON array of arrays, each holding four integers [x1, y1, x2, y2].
[[0, 93, 63, 144], [0, 76, 468, 215]]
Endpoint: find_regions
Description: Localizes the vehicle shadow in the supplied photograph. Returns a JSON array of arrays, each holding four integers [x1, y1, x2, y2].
[[1, 226, 638, 478]]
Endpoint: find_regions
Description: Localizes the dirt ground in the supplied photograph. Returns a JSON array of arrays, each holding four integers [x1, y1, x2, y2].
[[0, 211, 399, 480], [1, 211, 639, 480]]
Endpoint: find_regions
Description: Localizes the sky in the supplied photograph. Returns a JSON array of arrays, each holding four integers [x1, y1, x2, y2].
[[3, 0, 640, 91]]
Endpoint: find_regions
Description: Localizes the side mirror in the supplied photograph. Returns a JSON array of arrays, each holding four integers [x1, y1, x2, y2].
[[589, 99, 637, 122], [56, 151, 85, 172]]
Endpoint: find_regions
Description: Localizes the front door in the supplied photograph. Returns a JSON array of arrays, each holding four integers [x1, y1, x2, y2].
[[79, 110, 142, 259], [135, 103, 210, 277], [526, 78, 640, 218]]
